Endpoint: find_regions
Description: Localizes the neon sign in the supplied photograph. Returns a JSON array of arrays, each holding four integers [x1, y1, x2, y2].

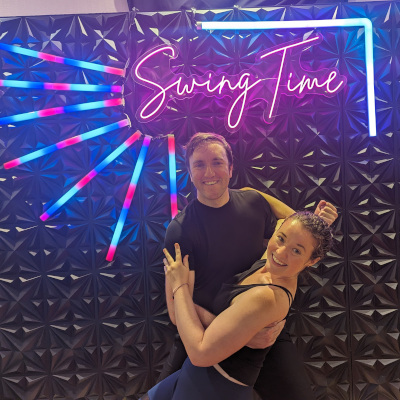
[[132, 35, 346, 132]]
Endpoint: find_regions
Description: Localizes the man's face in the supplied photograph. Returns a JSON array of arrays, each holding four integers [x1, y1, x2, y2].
[[188, 142, 233, 208]]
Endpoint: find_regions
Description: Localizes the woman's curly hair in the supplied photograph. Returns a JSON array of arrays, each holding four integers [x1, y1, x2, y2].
[[286, 211, 333, 261]]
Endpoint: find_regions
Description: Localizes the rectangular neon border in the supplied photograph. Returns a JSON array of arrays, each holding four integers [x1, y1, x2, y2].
[[199, 18, 376, 137]]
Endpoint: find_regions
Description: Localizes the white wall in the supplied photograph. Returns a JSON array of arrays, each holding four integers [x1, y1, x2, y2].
[[0, 0, 129, 17]]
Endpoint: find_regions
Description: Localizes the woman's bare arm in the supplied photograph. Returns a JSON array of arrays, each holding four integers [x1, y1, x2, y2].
[[166, 270, 194, 325], [173, 284, 288, 367], [164, 245, 289, 365], [167, 271, 224, 329]]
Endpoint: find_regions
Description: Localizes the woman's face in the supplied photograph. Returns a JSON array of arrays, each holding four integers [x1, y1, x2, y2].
[[266, 218, 320, 277]]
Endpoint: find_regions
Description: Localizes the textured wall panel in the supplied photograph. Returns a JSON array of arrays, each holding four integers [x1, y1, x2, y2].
[[0, 2, 400, 399]]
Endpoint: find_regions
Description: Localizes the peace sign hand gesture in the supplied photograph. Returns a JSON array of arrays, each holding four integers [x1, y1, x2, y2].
[[163, 243, 190, 289]]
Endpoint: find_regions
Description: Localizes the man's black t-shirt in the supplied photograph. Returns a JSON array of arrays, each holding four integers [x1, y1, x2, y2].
[[164, 189, 277, 311]]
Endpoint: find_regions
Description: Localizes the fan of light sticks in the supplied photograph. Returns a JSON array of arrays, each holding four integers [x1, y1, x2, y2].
[[0, 43, 178, 260]]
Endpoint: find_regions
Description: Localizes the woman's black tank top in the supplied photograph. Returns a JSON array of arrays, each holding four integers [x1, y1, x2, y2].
[[212, 259, 294, 386]]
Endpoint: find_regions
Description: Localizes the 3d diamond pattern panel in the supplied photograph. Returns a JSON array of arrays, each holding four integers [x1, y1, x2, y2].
[[0, 12, 146, 400], [0, 2, 400, 400]]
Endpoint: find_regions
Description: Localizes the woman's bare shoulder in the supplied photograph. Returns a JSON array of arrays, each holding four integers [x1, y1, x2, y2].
[[240, 284, 291, 321]]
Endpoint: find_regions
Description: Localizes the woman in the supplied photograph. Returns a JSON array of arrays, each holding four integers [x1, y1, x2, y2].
[[144, 211, 333, 400]]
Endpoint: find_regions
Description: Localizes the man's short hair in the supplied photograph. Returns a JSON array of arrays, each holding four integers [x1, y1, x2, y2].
[[184, 132, 233, 171]]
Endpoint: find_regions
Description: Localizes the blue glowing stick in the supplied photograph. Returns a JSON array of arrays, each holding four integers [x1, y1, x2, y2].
[[0, 98, 122, 125], [4, 119, 130, 169], [0, 43, 124, 76], [106, 136, 151, 261], [0, 79, 121, 92]]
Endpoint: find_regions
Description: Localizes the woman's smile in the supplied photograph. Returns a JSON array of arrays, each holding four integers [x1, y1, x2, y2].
[[272, 253, 287, 266]]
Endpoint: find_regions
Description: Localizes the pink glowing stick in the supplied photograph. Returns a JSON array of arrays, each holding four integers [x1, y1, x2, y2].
[[168, 135, 178, 218]]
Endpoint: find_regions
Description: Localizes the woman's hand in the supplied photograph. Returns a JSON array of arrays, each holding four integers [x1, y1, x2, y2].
[[314, 200, 338, 226], [163, 243, 190, 289]]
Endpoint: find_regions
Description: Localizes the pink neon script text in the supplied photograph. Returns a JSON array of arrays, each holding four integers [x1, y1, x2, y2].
[[133, 37, 346, 131]]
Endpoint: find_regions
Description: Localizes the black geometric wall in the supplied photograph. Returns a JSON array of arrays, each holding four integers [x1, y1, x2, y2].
[[0, 1, 399, 399]]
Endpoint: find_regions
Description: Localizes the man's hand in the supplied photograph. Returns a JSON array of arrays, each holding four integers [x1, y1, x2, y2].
[[194, 305, 216, 328], [314, 200, 338, 226], [246, 320, 286, 349]]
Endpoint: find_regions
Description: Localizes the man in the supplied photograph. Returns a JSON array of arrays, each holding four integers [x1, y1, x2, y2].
[[159, 132, 337, 399]]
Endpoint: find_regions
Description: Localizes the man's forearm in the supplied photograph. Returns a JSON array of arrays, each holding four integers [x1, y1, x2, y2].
[[194, 304, 216, 328]]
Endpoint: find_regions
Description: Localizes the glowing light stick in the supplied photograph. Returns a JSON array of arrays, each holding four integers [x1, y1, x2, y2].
[[0, 98, 123, 125], [106, 136, 151, 261], [4, 119, 130, 169], [168, 135, 178, 218], [40, 130, 141, 221], [0, 79, 121, 92], [199, 18, 376, 136], [0, 43, 124, 76]]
